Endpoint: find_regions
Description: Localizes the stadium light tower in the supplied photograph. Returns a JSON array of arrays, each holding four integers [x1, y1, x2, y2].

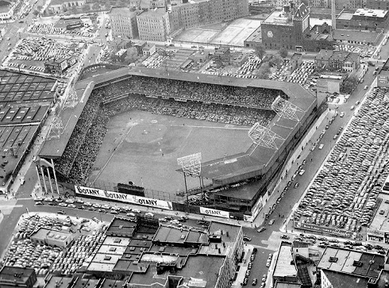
[[248, 122, 284, 150], [271, 96, 304, 121], [47, 116, 64, 140], [177, 153, 202, 209]]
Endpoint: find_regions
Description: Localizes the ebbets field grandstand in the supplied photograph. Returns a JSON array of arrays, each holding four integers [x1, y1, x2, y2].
[[39, 65, 317, 221]]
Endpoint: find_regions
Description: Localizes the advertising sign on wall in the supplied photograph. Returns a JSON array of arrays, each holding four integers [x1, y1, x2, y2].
[[199, 207, 230, 218], [75, 185, 173, 210]]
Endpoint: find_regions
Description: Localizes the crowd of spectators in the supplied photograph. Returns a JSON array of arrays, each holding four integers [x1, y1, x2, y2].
[[104, 76, 286, 110], [55, 76, 281, 184], [54, 90, 107, 181], [105, 94, 275, 126]]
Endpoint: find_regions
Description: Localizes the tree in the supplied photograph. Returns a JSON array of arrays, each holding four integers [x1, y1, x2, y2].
[[340, 75, 358, 94], [269, 55, 282, 69], [82, 4, 91, 12], [279, 47, 288, 58], [254, 45, 266, 59], [254, 62, 270, 79], [92, 3, 100, 10]]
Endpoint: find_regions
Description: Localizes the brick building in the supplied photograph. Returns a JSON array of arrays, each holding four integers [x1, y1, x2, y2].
[[336, 8, 389, 31], [169, 0, 249, 32], [110, 7, 138, 39], [0, 267, 37, 288], [137, 8, 171, 41]]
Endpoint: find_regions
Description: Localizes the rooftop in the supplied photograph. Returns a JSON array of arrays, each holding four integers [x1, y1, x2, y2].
[[106, 217, 137, 237], [333, 29, 382, 44], [87, 253, 122, 272], [322, 270, 368, 288], [100, 279, 126, 288], [110, 7, 133, 16], [30, 228, 73, 242], [137, 8, 167, 19], [72, 277, 100, 288], [337, 11, 353, 20], [113, 259, 149, 273], [209, 221, 241, 243], [102, 236, 131, 247], [0, 266, 35, 284], [263, 9, 293, 26], [274, 283, 301, 288], [153, 225, 208, 245], [317, 247, 385, 279], [44, 275, 73, 288], [0, 70, 56, 103], [354, 8, 387, 18], [0, 0, 10, 13], [245, 26, 262, 43], [0, 124, 40, 187], [273, 242, 298, 278], [176, 255, 226, 288]]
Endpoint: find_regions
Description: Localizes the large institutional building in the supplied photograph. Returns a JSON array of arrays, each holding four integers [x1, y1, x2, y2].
[[110, 7, 138, 39], [137, 8, 171, 41], [122, 0, 249, 41], [259, 3, 334, 51], [169, 0, 249, 31]]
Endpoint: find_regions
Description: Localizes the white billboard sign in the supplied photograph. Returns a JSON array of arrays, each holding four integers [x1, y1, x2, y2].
[[199, 207, 230, 218], [75, 185, 173, 210]]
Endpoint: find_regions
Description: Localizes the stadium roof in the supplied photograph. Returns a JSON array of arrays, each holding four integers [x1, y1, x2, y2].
[[0, 70, 57, 103], [39, 79, 94, 158]]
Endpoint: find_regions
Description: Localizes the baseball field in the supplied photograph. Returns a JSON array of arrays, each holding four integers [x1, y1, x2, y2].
[[89, 110, 252, 198]]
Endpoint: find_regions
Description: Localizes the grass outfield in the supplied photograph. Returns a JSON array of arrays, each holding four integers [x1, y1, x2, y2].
[[89, 110, 253, 196]]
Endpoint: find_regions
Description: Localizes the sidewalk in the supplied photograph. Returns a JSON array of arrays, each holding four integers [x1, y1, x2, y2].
[[231, 244, 254, 288]]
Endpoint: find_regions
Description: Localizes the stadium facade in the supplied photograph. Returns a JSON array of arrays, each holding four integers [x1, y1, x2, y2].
[[40, 66, 317, 221]]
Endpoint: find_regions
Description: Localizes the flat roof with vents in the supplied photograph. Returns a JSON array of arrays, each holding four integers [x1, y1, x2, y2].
[[318, 247, 385, 280], [0, 70, 56, 103], [273, 242, 297, 278], [354, 8, 387, 18]]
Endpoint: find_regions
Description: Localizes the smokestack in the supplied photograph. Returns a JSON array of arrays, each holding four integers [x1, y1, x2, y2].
[[331, 0, 336, 30]]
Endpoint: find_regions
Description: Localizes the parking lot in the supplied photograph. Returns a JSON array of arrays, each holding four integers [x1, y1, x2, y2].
[[293, 87, 389, 239], [3, 37, 84, 78], [1, 212, 105, 276]]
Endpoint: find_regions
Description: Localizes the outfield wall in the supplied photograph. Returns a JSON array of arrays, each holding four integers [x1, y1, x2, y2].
[[74, 185, 233, 220]]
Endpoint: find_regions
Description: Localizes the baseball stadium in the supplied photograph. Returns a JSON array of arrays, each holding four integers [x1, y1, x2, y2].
[[38, 65, 318, 220]]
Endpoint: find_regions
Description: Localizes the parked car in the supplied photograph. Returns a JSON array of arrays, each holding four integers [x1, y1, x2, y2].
[[257, 227, 266, 233], [243, 236, 252, 242]]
